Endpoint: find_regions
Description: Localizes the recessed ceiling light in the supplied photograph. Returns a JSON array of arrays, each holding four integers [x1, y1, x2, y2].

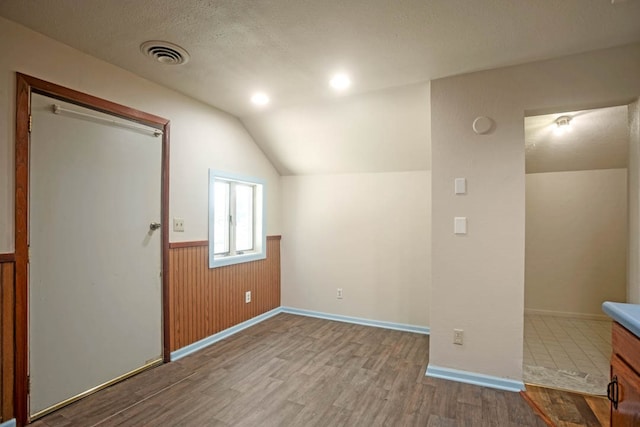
[[251, 92, 270, 106], [329, 73, 351, 91]]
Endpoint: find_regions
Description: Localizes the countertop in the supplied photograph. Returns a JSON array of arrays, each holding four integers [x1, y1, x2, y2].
[[602, 301, 640, 339]]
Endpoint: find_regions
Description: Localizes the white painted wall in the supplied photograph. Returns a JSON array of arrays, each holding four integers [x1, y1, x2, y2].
[[525, 169, 628, 316], [629, 100, 640, 304], [281, 172, 430, 326], [430, 43, 640, 382], [0, 17, 281, 252]]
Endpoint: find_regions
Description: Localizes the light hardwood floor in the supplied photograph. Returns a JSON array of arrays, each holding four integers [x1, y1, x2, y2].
[[524, 384, 610, 427], [30, 313, 547, 426]]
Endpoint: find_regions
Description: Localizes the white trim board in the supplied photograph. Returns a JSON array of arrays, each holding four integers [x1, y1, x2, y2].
[[524, 308, 610, 321], [425, 364, 525, 393], [0, 419, 16, 427], [170, 307, 282, 361], [280, 307, 430, 335], [171, 306, 430, 361]]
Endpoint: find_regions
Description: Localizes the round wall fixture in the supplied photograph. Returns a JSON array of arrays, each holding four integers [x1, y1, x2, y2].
[[140, 41, 190, 65], [472, 116, 494, 135]]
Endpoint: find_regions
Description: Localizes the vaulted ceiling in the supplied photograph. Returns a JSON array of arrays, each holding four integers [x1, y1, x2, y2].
[[1, 0, 639, 174]]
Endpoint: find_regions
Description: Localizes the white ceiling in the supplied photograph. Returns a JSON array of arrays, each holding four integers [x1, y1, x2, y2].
[[1, 0, 639, 174], [525, 105, 630, 174]]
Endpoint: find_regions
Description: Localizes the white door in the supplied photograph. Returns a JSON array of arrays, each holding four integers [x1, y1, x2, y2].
[[29, 93, 163, 417]]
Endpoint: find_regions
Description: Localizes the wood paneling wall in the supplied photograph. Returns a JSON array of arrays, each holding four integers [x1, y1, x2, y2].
[[0, 257, 15, 422], [168, 236, 281, 351]]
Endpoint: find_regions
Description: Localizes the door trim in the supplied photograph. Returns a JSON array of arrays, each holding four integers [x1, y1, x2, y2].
[[14, 73, 171, 425]]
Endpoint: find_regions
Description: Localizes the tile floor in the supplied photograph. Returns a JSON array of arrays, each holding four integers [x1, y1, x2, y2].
[[523, 314, 612, 394]]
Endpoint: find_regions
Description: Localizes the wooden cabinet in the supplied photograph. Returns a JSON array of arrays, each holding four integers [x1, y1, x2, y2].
[[609, 322, 640, 426]]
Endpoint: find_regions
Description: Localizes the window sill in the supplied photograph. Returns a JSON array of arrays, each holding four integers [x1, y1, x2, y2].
[[210, 251, 266, 268]]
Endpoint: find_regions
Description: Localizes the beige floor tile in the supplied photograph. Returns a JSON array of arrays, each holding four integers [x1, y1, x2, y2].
[[523, 314, 612, 393]]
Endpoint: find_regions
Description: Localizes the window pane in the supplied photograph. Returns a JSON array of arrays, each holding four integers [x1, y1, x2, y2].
[[213, 181, 230, 254], [235, 184, 254, 251]]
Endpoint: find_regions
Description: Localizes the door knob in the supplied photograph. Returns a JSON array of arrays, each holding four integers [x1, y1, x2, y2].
[[149, 222, 161, 231]]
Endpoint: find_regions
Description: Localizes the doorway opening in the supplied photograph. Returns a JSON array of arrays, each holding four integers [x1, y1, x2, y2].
[[523, 104, 630, 395]]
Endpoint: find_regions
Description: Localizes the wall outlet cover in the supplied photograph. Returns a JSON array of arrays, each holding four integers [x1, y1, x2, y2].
[[173, 217, 185, 232]]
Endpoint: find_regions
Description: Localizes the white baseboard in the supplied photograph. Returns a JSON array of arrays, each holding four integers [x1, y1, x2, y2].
[[0, 419, 16, 427], [170, 307, 282, 361], [171, 306, 430, 361], [524, 308, 609, 321], [280, 307, 430, 335], [425, 364, 524, 392]]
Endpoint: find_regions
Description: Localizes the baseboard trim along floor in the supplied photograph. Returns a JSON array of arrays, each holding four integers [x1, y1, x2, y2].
[[280, 307, 430, 335], [173, 306, 528, 395], [0, 419, 16, 427], [524, 308, 609, 322], [170, 307, 282, 361], [171, 306, 430, 361], [426, 364, 525, 392]]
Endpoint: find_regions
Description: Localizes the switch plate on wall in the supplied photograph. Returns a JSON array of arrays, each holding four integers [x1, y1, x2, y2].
[[173, 218, 185, 232], [454, 329, 464, 345], [454, 217, 467, 234], [337, 288, 343, 299], [454, 178, 467, 194]]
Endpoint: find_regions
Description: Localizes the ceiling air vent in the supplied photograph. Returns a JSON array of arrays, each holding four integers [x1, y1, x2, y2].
[[140, 41, 190, 65]]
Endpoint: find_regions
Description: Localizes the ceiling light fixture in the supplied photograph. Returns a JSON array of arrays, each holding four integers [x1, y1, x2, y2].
[[329, 73, 351, 91], [251, 92, 270, 106], [554, 115, 572, 135]]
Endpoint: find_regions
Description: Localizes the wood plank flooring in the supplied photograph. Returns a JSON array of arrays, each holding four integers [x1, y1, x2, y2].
[[30, 313, 547, 426], [523, 384, 610, 427]]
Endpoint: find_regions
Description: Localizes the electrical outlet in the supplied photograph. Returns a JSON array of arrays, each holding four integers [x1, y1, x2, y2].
[[173, 218, 185, 232], [337, 288, 343, 299], [453, 329, 464, 345], [245, 291, 251, 303]]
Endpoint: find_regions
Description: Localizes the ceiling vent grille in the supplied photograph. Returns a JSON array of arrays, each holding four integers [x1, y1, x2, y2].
[[140, 41, 190, 65]]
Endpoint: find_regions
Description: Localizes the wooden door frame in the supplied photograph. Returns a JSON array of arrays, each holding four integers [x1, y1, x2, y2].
[[14, 73, 171, 425]]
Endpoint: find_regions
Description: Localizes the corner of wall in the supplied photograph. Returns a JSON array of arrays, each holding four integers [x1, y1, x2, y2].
[[628, 99, 640, 304]]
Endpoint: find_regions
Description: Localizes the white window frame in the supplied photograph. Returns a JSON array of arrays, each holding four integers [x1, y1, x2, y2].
[[208, 170, 266, 268]]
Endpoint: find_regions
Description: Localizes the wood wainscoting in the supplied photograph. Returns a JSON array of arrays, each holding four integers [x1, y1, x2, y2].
[[168, 236, 281, 351], [0, 254, 15, 422]]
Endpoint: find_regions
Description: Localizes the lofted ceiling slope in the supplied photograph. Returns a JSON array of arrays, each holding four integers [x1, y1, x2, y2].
[[1, 1, 639, 175], [243, 82, 430, 175], [525, 105, 630, 174]]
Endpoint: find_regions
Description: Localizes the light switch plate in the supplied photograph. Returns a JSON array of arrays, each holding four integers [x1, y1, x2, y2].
[[454, 217, 467, 234], [454, 178, 467, 194]]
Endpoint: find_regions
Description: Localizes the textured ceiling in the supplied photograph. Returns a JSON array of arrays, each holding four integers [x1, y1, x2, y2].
[[1, 0, 639, 118], [1, 0, 639, 175], [525, 105, 629, 174]]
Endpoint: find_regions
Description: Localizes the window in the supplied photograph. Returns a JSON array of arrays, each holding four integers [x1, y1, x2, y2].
[[209, 170, 266, 268]]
